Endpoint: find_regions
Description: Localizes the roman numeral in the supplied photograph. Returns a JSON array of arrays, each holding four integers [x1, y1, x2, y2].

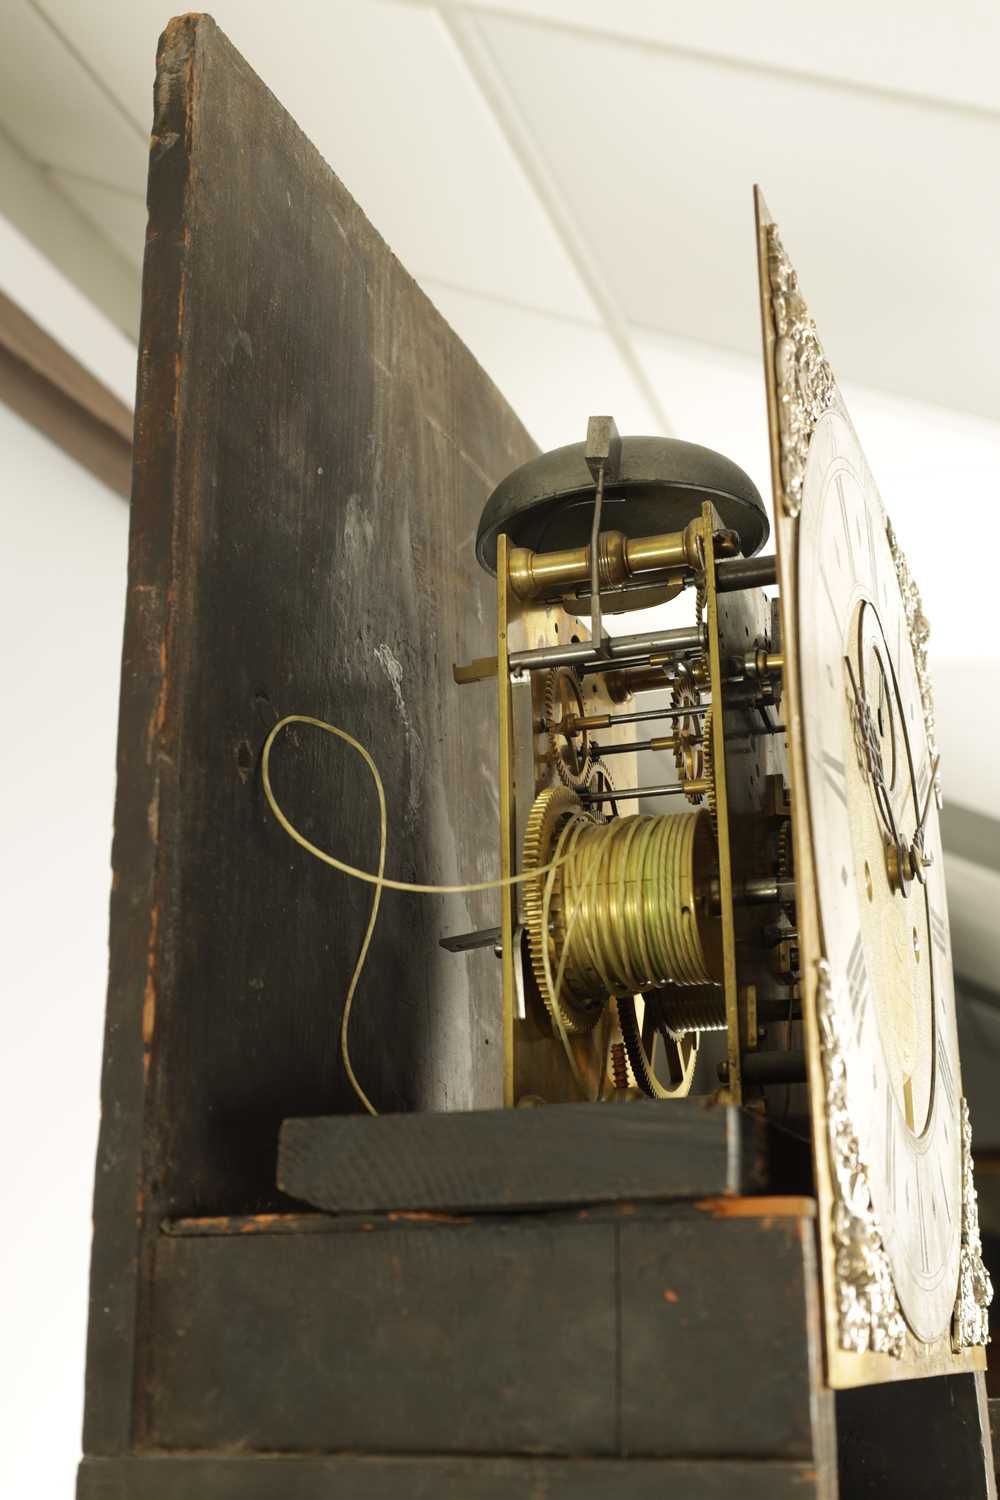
[[937, 1039, 956, 1115], [837, 477, 856, 572], [822, 750, 848, 807], [916, 1171, 930, 1272], [929, 905, 948, 957], [821, 565, 841, 626], [916, 756, 931, 808], [885, 1092, 897, 1210], [847, 932, 868, 1038], [865, 507, 878, 590], [937, 1160, 954, 1228]]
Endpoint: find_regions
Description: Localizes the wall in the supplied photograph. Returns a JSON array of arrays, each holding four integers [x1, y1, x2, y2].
[[0, 401, 127, 1497]]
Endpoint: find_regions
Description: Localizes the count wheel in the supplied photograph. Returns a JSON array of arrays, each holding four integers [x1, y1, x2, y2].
[[618, 994, 699, 1099]]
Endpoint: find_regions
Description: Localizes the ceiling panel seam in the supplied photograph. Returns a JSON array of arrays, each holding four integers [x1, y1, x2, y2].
[[0, 123, 140, 339], [431, 1, 674, 435], [38, 171, 141, 290], [419, 272, 631, 329], [36, 165, 146, 203], [27, 0, 148, 142], [440, 0, 1000, 125]]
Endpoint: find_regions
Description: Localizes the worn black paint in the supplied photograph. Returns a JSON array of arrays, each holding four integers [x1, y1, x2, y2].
[[278, 1098, 769, 1213], [144, 1201, 830, 1462], [77, 1453, 829, 1500], [82, 10, 535, 1461], [837, 1372, 995, 1499]]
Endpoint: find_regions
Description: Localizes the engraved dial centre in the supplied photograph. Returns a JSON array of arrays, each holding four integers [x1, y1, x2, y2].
[[846, 601, 933, 1137]]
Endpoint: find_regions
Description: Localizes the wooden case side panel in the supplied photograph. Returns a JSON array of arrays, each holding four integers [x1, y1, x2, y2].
[[148, 1220, 620, 1456], [619, 1212, 832, 1460], [144, 1205, 827, 1461], [836, 1370, 996, 1499], [149, 13, 536, 1212], [83, 16, 196, 1453], [78, 1453, 832, 1500], [83, 11, 537, 1455]]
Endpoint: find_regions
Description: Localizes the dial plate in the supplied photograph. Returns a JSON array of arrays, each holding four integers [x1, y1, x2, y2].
[[797, 407, 962, 1343]]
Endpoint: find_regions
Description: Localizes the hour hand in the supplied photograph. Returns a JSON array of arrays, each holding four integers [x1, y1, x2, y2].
[[843, 654, 921, 896], [844, 655, 900, 841]]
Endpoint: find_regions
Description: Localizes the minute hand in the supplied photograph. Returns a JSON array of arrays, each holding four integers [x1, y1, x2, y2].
[[909, 754, 941, 868]]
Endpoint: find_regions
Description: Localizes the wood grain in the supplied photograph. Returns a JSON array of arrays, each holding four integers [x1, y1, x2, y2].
[[78, 1454, 830, 1500], [620, 1209, 834, 1461], [837, 1370, 996, 1499], [277, 1099, 770, 1212], [83, 11, 535, 1456], [145, 1201, 829, 1462]]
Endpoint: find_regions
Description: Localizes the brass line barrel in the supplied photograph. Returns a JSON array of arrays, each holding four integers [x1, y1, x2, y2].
[[522, 789, 723, 1033]]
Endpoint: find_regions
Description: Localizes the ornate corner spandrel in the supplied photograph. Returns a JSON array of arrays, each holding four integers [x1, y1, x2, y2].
[[816, 960, 906, 1358], [886, 519, 942, 805], [762, 201, 943, 798], [953, 1097, 993, 1349], [764, 222, 838, 517]]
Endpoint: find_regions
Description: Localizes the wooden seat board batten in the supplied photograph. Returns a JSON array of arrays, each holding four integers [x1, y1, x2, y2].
[[277, 1098, 773, 1213]]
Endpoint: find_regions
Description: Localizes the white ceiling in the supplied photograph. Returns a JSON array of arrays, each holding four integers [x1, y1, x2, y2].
[[5, 0, 1000, 400], [2, 0, 999, 812], [6, 0, 1000, 408]]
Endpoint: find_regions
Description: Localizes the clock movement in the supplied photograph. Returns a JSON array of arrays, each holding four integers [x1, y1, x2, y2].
[[442, 188, 993, 1389]]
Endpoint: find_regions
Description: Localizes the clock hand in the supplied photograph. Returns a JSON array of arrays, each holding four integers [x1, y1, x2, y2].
[[913, 754, 940, 842], [844, 653, 924, 900], [844, 655, 877, 777], [844, 655, 902, 846], [908, 754, 941, 873]]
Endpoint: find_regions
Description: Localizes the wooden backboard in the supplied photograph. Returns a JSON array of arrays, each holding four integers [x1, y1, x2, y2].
[[84, 11, 535, 1457]]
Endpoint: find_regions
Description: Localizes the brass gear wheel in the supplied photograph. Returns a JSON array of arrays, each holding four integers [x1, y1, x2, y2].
[[543, 666, 595, 790], [671, 666, 704, 804], [777, 816, 796, 920], [618, 993, 699, 1099], [521, 786, 604, 1035], [587, 754, 616, 815], [702, 709, 718, 839]]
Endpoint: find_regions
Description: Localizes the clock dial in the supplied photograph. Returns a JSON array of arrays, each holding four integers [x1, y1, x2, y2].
[[797, 406, 962, 1344]]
